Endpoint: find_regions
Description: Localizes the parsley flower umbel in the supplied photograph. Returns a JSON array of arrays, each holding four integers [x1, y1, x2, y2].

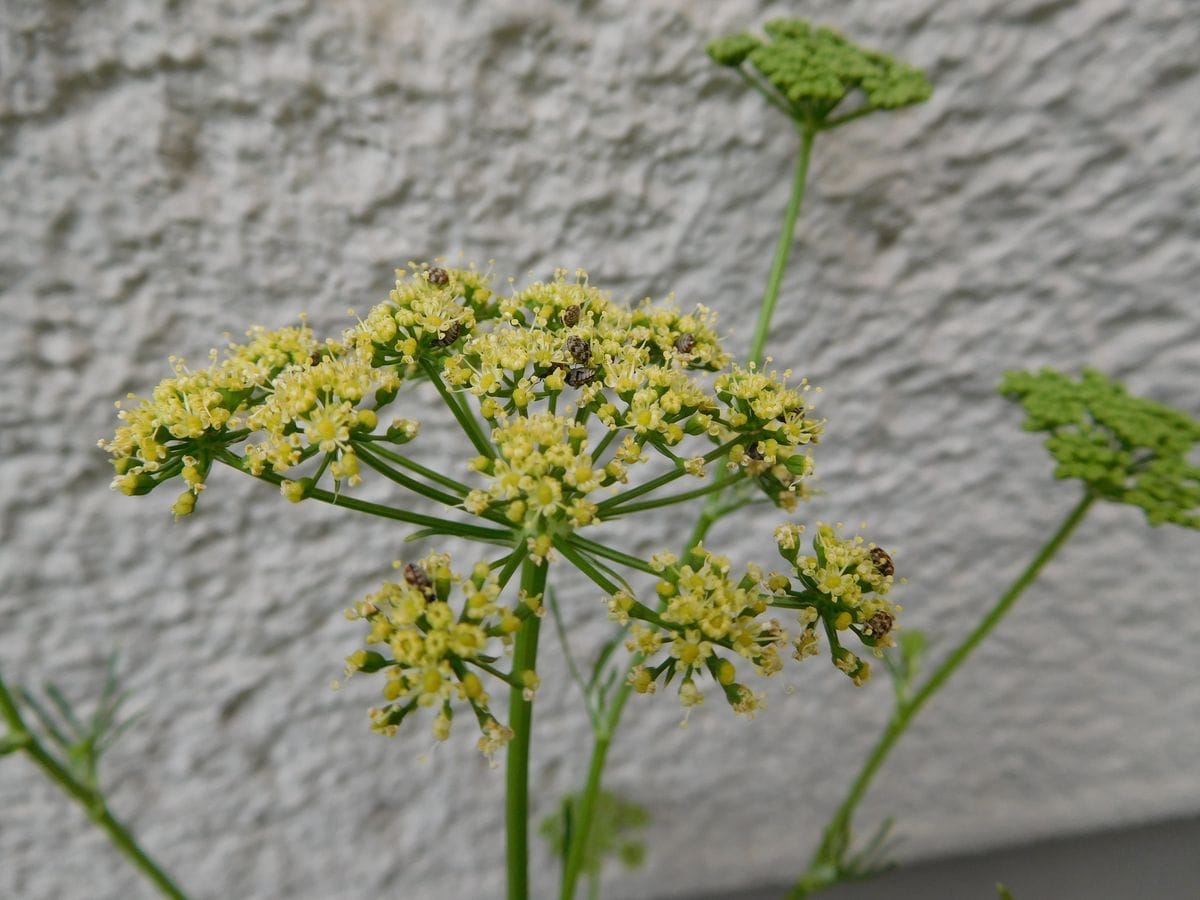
[[345, 553, 527, 755], [616, 547, 783, 717], [101, 262, 849, 745], [770, 522, 901, 685]]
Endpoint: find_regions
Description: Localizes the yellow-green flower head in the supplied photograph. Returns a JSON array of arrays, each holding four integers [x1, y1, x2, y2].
[[469, 411, 608, 530], [716, 365, 822, 509], [348, 262, 498, 362], [345, 553, 523, 750], [446, 270, 728, 425], [771, 522, 901, 684], [102, 322, 320, 503], [243, 341, 399, 482], [1000, 368, 1200, 528], [103, 262, 821, 523], [707, 18, 931, 125], [618, 547, 785, 716]]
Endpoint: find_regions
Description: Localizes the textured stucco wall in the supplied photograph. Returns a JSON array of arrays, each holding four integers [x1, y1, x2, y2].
[[2, 2, 1199, 898]]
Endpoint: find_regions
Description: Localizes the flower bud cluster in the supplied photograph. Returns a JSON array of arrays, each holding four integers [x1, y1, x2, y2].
[[771, 522, 900, 685], [707, 18, 932, 122], [1000, 368, 1200, 529]]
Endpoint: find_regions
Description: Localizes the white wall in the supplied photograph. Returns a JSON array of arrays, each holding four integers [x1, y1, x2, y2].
[[2, 2, 1198, 898]]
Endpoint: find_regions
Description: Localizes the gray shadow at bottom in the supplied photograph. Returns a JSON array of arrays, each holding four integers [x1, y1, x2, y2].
[[678, 814, 1200, 900]]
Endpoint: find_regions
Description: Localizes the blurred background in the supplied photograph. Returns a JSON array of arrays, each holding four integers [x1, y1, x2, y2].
[[1, 1, 1198, 897]]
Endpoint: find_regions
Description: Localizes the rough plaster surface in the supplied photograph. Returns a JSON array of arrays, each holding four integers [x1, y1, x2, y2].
[[2, 1, 1198, 898]]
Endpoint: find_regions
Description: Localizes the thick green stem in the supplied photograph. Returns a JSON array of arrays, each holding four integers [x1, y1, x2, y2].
[[748, 127, 815, 368], [793, 493, 1095, 897], [507, 559, 548, 900], [0, 677, 188, 899]]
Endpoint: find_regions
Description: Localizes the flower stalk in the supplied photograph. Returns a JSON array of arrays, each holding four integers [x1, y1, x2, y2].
[[792, 492, 1096, 896], [507, 559, 548, 900]]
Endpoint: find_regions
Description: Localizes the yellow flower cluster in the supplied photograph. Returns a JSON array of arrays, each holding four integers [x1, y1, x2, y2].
[[465, 412, 615, 534], [103, 264, 824, 527], [100, 266, 495, 515], [245, 341, 400, 485], [344, 552, 533, 755], [441, 271, 728, 452], [346, 261, 498, 364], [100, 322, 319, 513], [717, 365, 822, 510], [771, 522, 901, 685], [619, 548, 785, 717]]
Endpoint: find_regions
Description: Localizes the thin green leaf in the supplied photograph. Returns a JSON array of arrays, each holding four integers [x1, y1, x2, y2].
[[18, 688, 72, 750], [44, 684, 86, 739]]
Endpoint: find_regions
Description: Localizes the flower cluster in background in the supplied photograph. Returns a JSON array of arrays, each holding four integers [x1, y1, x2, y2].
[[1001, 368, 1200, 528], [706, 18, 932, 126]]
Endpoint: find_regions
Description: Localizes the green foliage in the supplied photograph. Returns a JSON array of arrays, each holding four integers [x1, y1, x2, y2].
[[541, 789, 648, 878], [707, 18, 931, 126], [12, 654, 141, 794], [882, 629, 928, 707], [997, 884, 1015, 900], [1000, 368, 1200, 528]]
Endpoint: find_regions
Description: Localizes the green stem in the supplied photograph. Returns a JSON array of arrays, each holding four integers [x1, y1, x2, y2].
[[464, 657, 521, 689], [737, 67, 798, 120], [214, 451, 512, 543], [564, 536, 659, 578], [595, 439, 740, 515], [560, 497, 722, 900], [0, 677, 188, 899], [793, 493, 1095, 897], [561, 719, 616, 900], [506, 558, 548, 900], [600, 474, 741, 517], [553, 539, 622, 596], [421, 359, 496, 459], [748, 127, 815, 368], [356, 441, 470, 495], [354, 445, 466, 508]]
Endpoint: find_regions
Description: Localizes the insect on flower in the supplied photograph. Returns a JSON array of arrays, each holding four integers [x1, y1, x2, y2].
[[564, 336, 591, 365], [869, 546, 894, 578], [565, 366, 596, 388], [403, 563, 434, 598], [434, 322, 462, 347]]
